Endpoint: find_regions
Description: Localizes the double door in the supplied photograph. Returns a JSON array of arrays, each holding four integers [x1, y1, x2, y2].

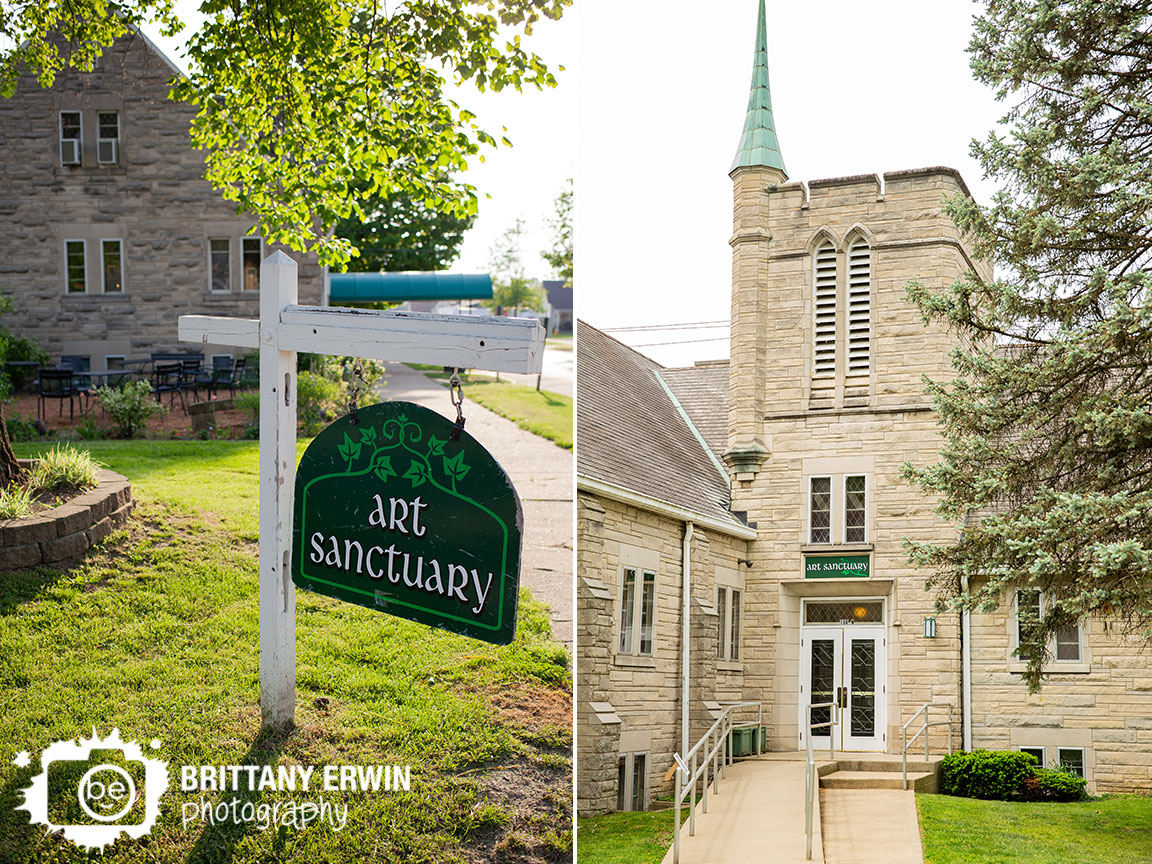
[[799, 625, 886, 752]]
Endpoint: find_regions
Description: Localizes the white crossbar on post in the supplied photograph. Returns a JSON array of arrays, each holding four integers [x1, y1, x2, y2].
[[177, 250, 545, 728]]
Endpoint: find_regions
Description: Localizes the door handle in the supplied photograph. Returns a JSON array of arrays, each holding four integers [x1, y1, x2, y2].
[[839, 687, 848, 709]]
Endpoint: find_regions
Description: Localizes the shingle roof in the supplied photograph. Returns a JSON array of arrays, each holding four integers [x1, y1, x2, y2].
[[544, 279, 573, 310], [577, 322, 742, 527], [660, 363, 730, 458]]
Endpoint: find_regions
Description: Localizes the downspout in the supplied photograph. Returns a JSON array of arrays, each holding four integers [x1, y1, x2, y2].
[[681, 521, 695, 758], [961, 573, 972, 751]]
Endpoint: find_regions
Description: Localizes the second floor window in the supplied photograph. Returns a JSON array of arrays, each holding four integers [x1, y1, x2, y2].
[[60, 112, 81, 165], [210, 239, 231, 292], [65, 240, 86, 293], [809, 474, 868, 544], [101, 240, 123, 293], [618, 566, 656, 655], [243, 238, 262, 291], [1015, 590, 1081, 663], [97, 112, 120, 164]]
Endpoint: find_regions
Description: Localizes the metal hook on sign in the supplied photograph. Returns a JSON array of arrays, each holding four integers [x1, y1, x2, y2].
[[348, 361, 364, 425], [448, 369, 466, 441]]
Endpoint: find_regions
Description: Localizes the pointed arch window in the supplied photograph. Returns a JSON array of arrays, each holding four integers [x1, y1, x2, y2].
[[812, 240, 837, 381], [846, 237, 872, 376]]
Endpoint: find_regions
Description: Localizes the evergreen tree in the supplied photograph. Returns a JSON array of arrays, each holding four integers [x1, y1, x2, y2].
[[904, 0, 1152, 689]]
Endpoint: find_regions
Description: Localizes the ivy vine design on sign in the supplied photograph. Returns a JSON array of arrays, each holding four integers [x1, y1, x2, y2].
[[292, 401, 522, 645]]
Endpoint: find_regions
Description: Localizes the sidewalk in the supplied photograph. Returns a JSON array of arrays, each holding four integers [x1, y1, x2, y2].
[[821, 789, 924, 864], [376, 362, 573, 646]]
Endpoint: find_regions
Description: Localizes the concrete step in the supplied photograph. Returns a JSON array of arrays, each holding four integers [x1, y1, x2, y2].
[[820, 770, 936, 792], [833, 758, 940, 774]]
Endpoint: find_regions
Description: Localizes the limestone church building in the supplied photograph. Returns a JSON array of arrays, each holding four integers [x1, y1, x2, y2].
[[576, 0, 1151, 815]]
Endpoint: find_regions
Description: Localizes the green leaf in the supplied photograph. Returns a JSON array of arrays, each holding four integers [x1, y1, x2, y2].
[[373, 453, 396, 482], [359, 426, 378, 445], [443, 450, 471, 482], [403, 460, 430, 488], [427, 435, 446, 457]]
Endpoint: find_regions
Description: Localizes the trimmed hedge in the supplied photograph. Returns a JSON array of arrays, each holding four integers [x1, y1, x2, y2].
[[1021, 767, 1089, 802], [940, 749, 1039, 800]]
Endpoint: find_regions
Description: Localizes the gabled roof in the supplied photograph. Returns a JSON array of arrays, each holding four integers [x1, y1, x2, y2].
[[731, 0, 787, 175], [660, 362, 730, 457], [577, 321, 745, 530], [544, 279, 572, 310]]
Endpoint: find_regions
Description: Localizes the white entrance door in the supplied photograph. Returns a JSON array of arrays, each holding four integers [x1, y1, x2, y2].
[[800, 624, 886, 752]]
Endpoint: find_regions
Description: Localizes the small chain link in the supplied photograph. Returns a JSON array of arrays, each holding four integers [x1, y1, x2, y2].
[[448, 368, 466, 440], [349, 361, 366, 423]]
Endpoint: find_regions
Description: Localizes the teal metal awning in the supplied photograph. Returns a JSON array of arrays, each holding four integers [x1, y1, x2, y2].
[[328, 272, 493, 304]]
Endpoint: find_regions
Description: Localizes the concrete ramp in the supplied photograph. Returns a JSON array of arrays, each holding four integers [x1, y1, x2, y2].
[[660, 760, 824, 864], [820, 788, 924, 864]]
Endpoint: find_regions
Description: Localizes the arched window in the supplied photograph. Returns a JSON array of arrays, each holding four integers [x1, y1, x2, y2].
[[846, 237, 871, 376], [812, 240, 837, 382]]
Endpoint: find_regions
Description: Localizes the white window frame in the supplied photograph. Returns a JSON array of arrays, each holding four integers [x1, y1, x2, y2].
[[242, 236, 262, 292], [617, 565, 656, 657], [209, 238, 232, 293], [59, 111, 82, 166], [716, 585, 743, 662], [64, 239, 87, 294], [104, 355, 126, 373], [96, 111, 120, 165], [1019, 745, 1045, 767], [616, 751, 648, 812], [1014, 590, 1082, 664], [843, 474, 868, 544], [1056, 747, 1086, 778], [809, 475, 833, 545], [100, 238, 124, 294]]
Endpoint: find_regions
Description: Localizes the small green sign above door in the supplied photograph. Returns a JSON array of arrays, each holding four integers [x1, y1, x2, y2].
[[292, 401, 522, 645], [804, 554, 870, 579]]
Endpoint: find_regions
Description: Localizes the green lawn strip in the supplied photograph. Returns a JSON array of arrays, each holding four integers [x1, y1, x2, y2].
[[3, 441, 571, 863], [405, 371, 572, 450], [917, 793, 1152, 864], [576, 808, 677, 864]]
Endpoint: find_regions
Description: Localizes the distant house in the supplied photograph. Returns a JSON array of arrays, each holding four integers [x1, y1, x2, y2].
[[544, 279, 572, 334], [0, 30, 321, 372]]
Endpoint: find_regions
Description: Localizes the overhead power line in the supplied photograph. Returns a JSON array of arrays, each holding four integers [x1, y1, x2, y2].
[[603, 320, 730, 333], [629, 336, 730, 348]]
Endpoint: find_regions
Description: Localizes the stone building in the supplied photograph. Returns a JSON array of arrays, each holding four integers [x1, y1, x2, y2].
[[0, 30, 321, 371], [576, 0, 1152, 816]]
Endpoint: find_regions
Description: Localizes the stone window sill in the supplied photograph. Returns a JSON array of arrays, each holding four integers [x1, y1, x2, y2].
[[717, 661, 744, 674], [613, 654, 656, 669], [801, 543, 874, 553], [202, 292, 260, 300], [1008, 662, 1091, 675], [62, 293, 130, 301]]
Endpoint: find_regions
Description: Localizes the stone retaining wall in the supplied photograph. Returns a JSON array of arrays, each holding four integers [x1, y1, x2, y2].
[[0, 461, 134, 570]]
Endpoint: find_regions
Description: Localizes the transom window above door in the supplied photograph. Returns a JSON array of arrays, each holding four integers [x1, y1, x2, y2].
[[805, 601, 883, 625]]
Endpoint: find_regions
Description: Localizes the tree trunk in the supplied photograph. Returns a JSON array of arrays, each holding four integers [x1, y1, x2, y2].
[[0, 401, 29, 489]]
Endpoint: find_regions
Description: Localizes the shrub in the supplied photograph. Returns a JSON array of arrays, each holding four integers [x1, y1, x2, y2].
[[234, 391, 259, 422], [1021, 767, 1088, 802], [5, 414, 41, 442], [940, 749, 1038, 800], [297, 369, 344, 435], [96, 381, 165, 438], [0, 484, 34, 519], [29, 444, 100, 493], [75, 417, 110, 440]]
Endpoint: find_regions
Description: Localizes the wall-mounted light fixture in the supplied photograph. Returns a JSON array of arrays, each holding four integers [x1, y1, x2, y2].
[[737, 559, 753, 568], [923, 616, 937, 638]]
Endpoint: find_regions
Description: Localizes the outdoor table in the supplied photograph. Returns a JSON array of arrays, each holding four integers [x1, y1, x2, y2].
[[4, 360, 43, 392]]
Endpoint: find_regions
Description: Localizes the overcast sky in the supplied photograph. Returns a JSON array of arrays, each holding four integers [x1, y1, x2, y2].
[[577, 0, 1006, 366], [145, 1, 577, 281]]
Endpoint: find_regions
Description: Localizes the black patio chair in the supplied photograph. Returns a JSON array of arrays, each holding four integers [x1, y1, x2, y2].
[[206, 357, 238, 399], [37, 369, 77, 420], [178, 358, 203, 404], [153, 362, 186, 414], [60, 355, 94, 414]]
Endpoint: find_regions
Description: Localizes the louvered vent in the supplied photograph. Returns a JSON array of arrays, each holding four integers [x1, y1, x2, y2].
[[847, 239, 871, 375], [813, 241, 837, 380]]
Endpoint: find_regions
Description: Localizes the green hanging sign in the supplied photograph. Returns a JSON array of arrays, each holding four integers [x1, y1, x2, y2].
[[291, 401, 522, 645]]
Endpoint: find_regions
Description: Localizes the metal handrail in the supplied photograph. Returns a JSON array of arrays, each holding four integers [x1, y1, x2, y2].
[[901, 701, 954, 789], [805, 702, 837, 861], [671, 701, 763, 864]]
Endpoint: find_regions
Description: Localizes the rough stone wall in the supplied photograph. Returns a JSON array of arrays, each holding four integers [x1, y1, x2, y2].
[[575, 491, 750, 813], [0, 32, 321, 363], [970, 606, 1152, 793]]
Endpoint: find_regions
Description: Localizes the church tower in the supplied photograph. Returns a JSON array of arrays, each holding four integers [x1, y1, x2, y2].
[[725, 0, 786, 479]]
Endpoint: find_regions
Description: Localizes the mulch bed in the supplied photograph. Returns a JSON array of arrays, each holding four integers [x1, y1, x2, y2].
[[7, 392, 253, 440]]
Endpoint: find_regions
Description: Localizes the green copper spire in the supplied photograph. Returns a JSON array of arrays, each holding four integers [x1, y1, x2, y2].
[[731, 0, 787, 176]]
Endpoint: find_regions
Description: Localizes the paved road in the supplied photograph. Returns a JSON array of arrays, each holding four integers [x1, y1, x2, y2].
[[376, 362, 573, 647]]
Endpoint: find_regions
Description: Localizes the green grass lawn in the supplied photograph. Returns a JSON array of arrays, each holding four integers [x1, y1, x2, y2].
[[2, 441, 571, 864], [918, 793, 1152, 864], [410, 370, 572, 450], [576, 808, 677, 864]]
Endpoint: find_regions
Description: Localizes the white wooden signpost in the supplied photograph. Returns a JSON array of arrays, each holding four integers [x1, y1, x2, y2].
[[178, 251, 544, 727]]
